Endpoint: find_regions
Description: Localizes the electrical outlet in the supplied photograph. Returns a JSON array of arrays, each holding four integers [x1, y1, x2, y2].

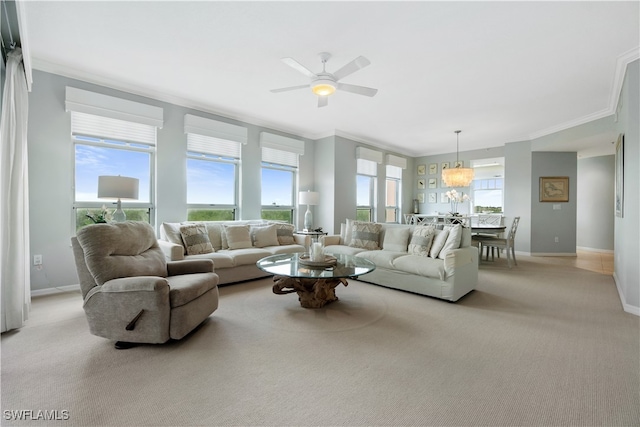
[[554, 237, 559, 243], [33, 255, 42, 265]]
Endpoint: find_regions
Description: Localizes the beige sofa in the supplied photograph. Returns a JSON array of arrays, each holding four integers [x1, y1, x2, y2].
[[321, 220, 478, 302], [158, 220, 309, 285]]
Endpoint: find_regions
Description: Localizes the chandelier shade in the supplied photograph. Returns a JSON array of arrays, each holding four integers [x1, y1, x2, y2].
[[442, 130, 474, 187]]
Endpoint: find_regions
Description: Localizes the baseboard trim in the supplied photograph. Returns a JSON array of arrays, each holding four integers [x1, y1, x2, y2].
[[31, 284, 81, 298], [576, 246, 614, 254], [613, 272, 640, 316], [530, 253, 578, 257]]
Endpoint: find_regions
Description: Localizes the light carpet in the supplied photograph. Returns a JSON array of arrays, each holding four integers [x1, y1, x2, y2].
[[1, 255, 639, 426]]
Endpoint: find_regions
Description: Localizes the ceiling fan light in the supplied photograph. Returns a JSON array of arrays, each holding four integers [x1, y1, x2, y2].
[[311, 79, 336, 96]]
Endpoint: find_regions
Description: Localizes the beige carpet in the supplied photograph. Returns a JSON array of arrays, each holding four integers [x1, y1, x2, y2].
[[1, 255, 639, 426]]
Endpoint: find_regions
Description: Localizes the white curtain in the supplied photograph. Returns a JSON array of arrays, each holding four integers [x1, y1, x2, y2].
[[1, 48, 31, 332]]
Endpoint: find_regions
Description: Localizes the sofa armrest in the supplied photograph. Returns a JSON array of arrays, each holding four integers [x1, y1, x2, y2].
[[321, 235, 342, 246], [293, 233, 311, 247], [94, 276, 170, 294], [443, 246, 477, 278], [158, 239, 185, 261], [167, 259, 215, 276]]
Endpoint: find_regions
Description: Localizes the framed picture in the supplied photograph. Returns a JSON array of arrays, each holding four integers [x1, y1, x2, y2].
[[417, 178, 426, 189], [417, 164, 426, 175], [428, 178, 437, 189], [417, 193, 425, 203], [539, 176, 569, 202], [441, 162, 449, 171], [428, 193, 437, 203], [454, 160, 463, 168], [428, 163, 437, 175], [440, 192, 449, 203], [615, 133, 624, 217]]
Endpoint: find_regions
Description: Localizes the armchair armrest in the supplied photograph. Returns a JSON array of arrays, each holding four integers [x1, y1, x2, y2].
[[167, 259, 215, 276], [293, 233, 311, 247], [158, 239, 185, 261], [321, 235, 342, 246]]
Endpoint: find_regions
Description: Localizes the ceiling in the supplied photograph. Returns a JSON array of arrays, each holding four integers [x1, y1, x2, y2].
[[21, 1, 639, 157]]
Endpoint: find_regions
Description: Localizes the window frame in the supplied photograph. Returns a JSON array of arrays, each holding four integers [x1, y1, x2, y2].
[[260, 161, 297, 224]]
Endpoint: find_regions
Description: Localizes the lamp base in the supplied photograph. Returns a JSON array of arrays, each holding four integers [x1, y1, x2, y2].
[[112, 199, 126, 222], [304, 206, 313, 231]]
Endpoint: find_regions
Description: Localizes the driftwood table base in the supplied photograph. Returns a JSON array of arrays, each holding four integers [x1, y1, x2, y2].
[[272, 275, 349, 308]]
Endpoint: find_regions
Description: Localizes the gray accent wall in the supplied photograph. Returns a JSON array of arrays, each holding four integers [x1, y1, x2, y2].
[[577, 155, 614, 251], [530, 152, 577, 254], [504, 140, 532, 254]]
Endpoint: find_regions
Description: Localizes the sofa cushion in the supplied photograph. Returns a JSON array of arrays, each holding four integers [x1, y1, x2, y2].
[[429, 229, 450, 259], [250, 224, 279, 248], [349, 221, 382, 250], [382, 227, 411, 252], [269, 221, 296, 245], [166, 272, 217, 308], [265, 244, 306, 255], [438, 225, 463, 259], [203, 222, 224, 251], [356, 250, 406, 269], [180, 224, 214, 255], [224, 225, 252, 250], [393, 254, 446, 281], [218, 248, 271, 266], [161, 222, 186, 253], [181, 252, 235, 269], [323, 245, 367, 257], [408, 226, 435, 256]]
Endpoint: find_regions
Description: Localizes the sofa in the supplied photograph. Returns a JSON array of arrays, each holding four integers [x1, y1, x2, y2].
[[320, 220, 478, 302], [158, 220, 310, 285]]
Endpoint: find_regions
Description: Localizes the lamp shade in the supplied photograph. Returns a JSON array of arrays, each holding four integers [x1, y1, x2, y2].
[[98, 176, 139, 200], [299, 190, 319, 206]]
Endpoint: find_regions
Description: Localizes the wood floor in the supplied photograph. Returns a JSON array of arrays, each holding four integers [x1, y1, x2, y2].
[[480, 249, 614, 275]]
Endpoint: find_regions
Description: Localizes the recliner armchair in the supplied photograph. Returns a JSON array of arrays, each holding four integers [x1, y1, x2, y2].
[[71, 221, 219, 348]]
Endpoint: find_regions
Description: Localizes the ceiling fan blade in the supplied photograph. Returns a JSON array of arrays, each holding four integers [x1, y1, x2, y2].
[[337, 83, 378, 97], [281, 57, 316, 78], [332, 56, 371, 81], [317, 96, 329, 108], [270, 84, 310, 93]]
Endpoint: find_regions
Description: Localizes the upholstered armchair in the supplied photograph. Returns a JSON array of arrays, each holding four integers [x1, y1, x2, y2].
[[71, 221, 219, 348]]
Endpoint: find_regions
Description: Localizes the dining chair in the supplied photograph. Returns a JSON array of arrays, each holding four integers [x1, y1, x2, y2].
[[474, 217, 520, 268]]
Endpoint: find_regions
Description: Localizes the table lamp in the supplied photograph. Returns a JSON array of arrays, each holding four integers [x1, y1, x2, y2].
[[299, 190, 319, 231], [97, 175, 139, 222]]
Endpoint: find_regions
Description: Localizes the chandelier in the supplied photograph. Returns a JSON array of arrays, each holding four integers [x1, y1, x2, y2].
[[442, 130, 474, 187]]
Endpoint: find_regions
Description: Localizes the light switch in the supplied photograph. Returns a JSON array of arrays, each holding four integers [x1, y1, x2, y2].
[[553, 204, 561, 210]]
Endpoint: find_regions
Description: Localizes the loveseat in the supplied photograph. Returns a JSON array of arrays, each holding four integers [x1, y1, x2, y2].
[[158, 220, 309, 285], [320, 220, 478, 302]]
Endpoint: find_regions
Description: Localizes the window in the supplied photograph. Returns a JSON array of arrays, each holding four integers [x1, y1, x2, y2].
[[184, 115, 247, 221], [356, 147, 382, 222], [384, 154, 406, 223], [471, 158, 504, 213], [260, 133, 304, 224], [66, 87, 163, 230], [72, 113, 155, 230]]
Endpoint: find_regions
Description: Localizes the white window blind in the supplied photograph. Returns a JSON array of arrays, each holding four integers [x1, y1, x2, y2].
[[260, 132, 304, 155], [71, 111, 157, 145], [386, 164, 402, 179], [262, 147, 298, 168], [386, 154, 407, 169], [357, 158, 378, 176], [187, 133, 241, 158]]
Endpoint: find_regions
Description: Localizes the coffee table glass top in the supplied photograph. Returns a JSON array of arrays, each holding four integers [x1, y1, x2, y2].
[[257, 253, 375, 279]]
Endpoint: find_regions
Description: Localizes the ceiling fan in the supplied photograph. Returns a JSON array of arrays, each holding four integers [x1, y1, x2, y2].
[[270, 52, 378, 108]]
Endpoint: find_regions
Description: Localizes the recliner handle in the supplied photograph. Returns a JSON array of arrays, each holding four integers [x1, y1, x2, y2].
[[125, 309, 145, 331]]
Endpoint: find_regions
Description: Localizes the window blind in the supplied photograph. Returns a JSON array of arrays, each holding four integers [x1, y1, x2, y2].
[[184, 114, 248, 145], [357, 158, 378, 176], [386, 154, 407, 169], [259, 132, 305, 155], [386, 165, 402, 179], [71, 111, 157, 145], [187, 133, 241, 158], [262, 147, 298, 168], [356, 146, 383, 164]]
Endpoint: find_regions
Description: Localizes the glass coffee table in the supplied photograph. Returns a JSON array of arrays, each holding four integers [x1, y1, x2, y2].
[[256, 253, 376, 308]]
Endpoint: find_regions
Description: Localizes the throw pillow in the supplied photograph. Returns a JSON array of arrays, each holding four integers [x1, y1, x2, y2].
[[408, 226, 436, 256], [269, 221, 296, 245], [438, 224, 463, 259], [179, 224, 214, 255], [161, 222, 184, 245], [382, 227, 411, 252], [349, 221, 382, 250], [250, 224, 279, 248], [224, 225, 252, 250], [429, 228, 450, 259]]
